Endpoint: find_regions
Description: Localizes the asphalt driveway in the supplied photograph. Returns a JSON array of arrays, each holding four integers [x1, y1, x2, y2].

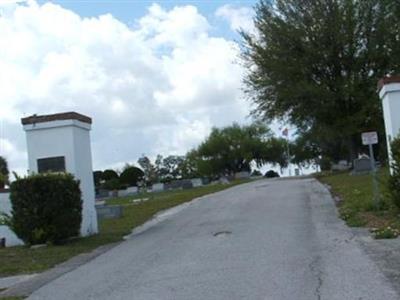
[[28, 178, 399, 300]]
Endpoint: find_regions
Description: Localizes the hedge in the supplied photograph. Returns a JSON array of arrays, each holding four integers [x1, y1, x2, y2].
[[388, 136, 400, 209], [8, 173, 82, 245]]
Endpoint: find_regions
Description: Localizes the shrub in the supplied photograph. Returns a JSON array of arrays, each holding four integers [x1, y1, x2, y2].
[[319, 157, 332, 171], [264, 170, 280, 178], [371, 226, 400, 239], [251, 170, 262, 177], [120, 166, 144, 186], [93, 170, 103, 187], [102, 169, 119, 181], [388, 136, 400, 209], [102, 178, 121, 190], [7, 173, 82, 245]]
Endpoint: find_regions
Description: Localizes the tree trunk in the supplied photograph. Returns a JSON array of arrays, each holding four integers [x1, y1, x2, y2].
[[348, 136, 358, 166]]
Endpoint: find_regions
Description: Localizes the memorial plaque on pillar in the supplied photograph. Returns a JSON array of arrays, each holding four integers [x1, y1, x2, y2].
[[37, 156, 66, 173], [22, 112, 98, 235]]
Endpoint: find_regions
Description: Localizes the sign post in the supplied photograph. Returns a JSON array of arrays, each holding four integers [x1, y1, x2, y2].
[[361, 131, 380, 209]]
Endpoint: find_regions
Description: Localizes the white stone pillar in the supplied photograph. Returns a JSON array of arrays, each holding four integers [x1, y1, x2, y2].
[[21, 112, 98, 236], [378, 77, 400, 173]]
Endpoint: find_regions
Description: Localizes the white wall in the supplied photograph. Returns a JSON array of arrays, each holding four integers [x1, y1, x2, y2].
[[24, 119, 98, 236], [380, 82, 400, 172], [72, 124, 98, 235], [0, 192, 24, 247]]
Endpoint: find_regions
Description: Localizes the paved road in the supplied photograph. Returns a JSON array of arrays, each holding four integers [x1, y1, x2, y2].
[[29, 179, 399, 300]]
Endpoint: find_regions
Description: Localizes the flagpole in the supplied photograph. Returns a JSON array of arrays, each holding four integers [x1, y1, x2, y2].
[[281, 127, 291, 177], [286, 136, 291, 177]]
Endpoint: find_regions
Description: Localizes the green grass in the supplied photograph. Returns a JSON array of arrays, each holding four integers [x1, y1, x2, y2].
[[0, 180, 250, 277], [317, 168, 400, 234]]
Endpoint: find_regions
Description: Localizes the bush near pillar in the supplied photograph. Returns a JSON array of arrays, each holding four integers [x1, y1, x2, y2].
[[388, 136, 400, 209], [6, 173, 82, 245]]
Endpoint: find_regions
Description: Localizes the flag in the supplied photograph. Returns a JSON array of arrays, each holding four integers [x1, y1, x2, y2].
[[282, 128, 288, 137]]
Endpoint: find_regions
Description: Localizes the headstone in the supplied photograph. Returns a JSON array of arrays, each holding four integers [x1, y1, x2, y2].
[[126, 186, 138, 194], [152, 183, 165, 192], [332, 160, 350, 171], [96, 189, 110, 199], [22, 112, 98, 236], [118, 189, 128, 197], [165, 180, 192, 190], [117, 186, 138, 197], [353, 158, 373, 174], [95, 204, 123, 220], [219, 176, 229, 184], [234, 172, 250, 179], [0, 192, 24, 246], [180, 179, 193, 189], [191, 178, 203, 188]]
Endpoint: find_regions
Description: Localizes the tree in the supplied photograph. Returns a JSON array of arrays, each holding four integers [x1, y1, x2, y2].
[[120, 164, 144, 186], [102, 169, 119, 181], [193, 122, 285, 177], [251, 170, 262, 176], [93, 170, 103, 188], [262, 137, 288, 169], [138, 155, 158, 184], [162, 155, 185, 181], [179, 151, 200, 179], [0, 156, 9, 189], [241, 0, 400, 162], [290, 134, 321, 168], [101, 169, 120, 190]]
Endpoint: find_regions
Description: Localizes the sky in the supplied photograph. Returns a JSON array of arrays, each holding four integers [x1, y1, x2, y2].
[[0, 0, 266, 177]]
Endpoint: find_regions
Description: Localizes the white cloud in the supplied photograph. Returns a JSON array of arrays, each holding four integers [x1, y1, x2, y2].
[[0, 138, 27, 178], [0, 1, 251, 174], [215, 4, 255, 33]]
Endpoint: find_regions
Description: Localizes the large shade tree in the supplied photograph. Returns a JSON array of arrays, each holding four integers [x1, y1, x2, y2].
[[241, 0, 400, 162], [193, 122, 287, 177], [119, 164, 144, 186], [138, 155, 158, 184]]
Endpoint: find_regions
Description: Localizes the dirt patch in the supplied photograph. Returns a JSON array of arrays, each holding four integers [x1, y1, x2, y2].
[[358, 212, 394, 229]]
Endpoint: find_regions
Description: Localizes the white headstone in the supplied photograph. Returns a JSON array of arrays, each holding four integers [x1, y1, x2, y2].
[[234, 172, 250, 179], [191, 178, 203, 188], [379, 77, 400, 173], [22, 112, 98, 236], [0, 192, 24, 246], [152, 183, 164, 192], [126, 186, 138, 194]]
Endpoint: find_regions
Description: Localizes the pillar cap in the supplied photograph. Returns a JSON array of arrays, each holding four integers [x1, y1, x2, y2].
[[21, 112, 92, 125], [378, 76, 400, 92]]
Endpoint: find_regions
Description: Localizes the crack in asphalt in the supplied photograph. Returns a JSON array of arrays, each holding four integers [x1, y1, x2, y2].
[[309, 255, 323, 300]]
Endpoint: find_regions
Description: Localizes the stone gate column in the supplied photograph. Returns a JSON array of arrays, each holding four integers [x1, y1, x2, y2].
[[21, 112, 98, 236]]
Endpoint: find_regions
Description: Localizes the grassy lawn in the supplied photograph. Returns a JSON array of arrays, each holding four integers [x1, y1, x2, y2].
[[317, 168, 400, 237], [0, 180, 250, 277]]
